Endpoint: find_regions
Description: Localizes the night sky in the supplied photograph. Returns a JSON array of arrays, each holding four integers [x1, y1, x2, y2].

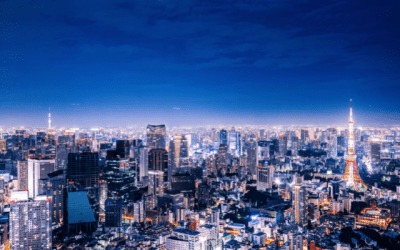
[[0, 0, 399, 127]]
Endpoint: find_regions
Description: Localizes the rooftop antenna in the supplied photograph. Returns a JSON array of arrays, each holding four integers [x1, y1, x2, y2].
[[48, 107, 51, 130]]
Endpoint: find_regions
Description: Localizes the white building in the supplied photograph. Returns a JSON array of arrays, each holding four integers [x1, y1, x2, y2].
[[167, 229, 206, 250], [9, 195, 52, 249], [27, 158, 55, 198], [253, 232, 266, 246]]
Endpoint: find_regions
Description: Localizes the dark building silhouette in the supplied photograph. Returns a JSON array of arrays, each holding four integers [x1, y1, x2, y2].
[[220, 129, 228, 145], [67, 151, 99, 188], [116, 140, 131, 158], [148, 148, 168, 182], [105, 198, 123, 228], [104, 150, 136, 204], [171, 173, 195, 194]]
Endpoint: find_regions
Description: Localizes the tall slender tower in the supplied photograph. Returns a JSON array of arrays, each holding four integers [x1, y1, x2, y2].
[[48, 108, 51, 130], [343, 100, 367, 190]]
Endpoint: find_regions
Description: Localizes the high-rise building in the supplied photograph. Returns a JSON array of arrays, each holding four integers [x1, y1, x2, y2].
[[169, 135, 189, 173], [47, 170, 66, 226], [133, 200, 145, 223], [216, 144, 228, 170], [67, 151, 99, 188], [9, 196, 52, 250], [197, 184, 211, 207], [256, 164, 274, 191], [228, 130, 237, 153], [279, 135, 288, 156], [105, 198, 123, 228], [28, 158, 55, 198], [55, 144, 75, 170], [149, 148, 168, 182], [146, 124, 166, 150], [116, 139, 131, 158], [17, 160, 28, 191], [138, 146, 149, 184], [294, 185, 306, 225], [300, 129, 309, 144], [390, 200, 399, 219], [104, 151, 135, 204], [147, 170, 164, 209], [247, 142, 257, 176], [257, 141, 270, 164], [220, 129, 228, 145], [371, 142, 381, 163]]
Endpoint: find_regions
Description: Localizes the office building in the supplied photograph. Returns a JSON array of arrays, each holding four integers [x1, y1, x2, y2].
[[105, 198, 123, 228], [116, 139, 131, 158], [9, 196, 52, 250], [247, 142, 257, 176], [149, 148, 168, 182], [46, 170, 66, 227], [67, 151, 99, 188], [371, 142, 381, 163], [256, 164, 274, 191], [294, 185, 306, 226], [257, 141, 270, 164], [279, 135, 288, 156], [216, 143, 228, 170], [138, 146, 149, 184], [134, 200, 145, 223], [28, 158, 55, 198], [146, 124, 166, 150], [220, 129, 228, 145], [17, 160, 28, 191], [167, 229, 206, 250], [104, 151, 135, 204]]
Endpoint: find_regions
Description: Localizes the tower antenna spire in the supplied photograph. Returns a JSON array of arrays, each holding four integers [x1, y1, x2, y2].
[[343, 99, 367, 190], [48, 107, 51, 130]]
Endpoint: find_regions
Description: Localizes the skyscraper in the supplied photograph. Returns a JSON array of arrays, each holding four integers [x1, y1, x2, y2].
[[67, 151, 99, 188], [149, 148, 168, 182], [220, 129, 228, 145], [294, 185, 306, 225], [146, 124, 166, 150], [28, 158, 55, 198], [105, 198, 123, 228], [371, 142, 381, 163], [247, 142, 257, 176], [9, 196, 52, 250], [104, 151, 135, 204], [169, 135, 189, 173], [256, 164, 274, 191], [257, 141, 270, 164], [138, 146, 149, 184], [278, 135, 288, 156], [216, 144, 228, 170], [17, 160, 28, 191], [228, 130, 237, 153]]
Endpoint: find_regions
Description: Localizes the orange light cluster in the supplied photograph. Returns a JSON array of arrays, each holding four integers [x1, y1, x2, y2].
[[265, 238, 276, 245], [225, 230, 239, 235]]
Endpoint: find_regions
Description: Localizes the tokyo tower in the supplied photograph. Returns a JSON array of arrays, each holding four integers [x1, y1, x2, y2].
[[342, 99, 367, 190]]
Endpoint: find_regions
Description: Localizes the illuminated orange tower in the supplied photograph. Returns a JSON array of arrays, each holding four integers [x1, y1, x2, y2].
[[343, 99, 367, 190]]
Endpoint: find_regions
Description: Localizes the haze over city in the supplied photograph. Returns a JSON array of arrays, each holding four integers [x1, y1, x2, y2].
[[0, 0, 399, 127], [1, 1, 400, 250]]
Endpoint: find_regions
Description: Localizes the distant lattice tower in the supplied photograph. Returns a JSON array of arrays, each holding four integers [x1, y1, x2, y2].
[[343, 99, 367, 190]]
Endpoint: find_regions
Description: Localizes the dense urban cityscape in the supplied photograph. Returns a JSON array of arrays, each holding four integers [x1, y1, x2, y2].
[[1, 0, 399, 249], [0, 101, 399, 249]]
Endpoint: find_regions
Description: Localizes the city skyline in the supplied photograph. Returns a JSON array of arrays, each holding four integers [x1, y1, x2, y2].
[[0, 0, 399, 126]]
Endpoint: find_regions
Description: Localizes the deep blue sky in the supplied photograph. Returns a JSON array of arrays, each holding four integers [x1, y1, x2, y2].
[[0, 0, 399, 127]]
